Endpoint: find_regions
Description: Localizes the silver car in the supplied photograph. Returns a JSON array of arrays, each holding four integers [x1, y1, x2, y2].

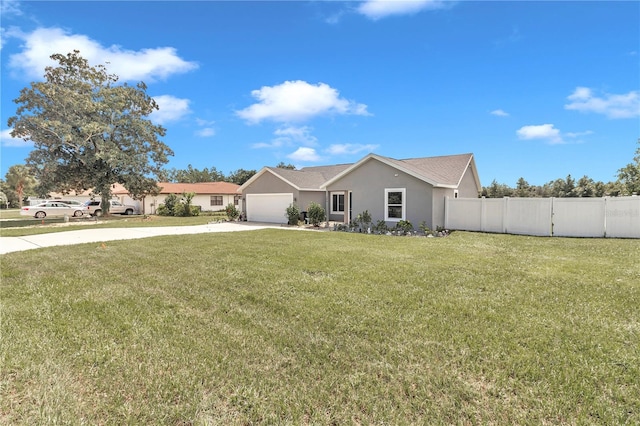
[[20, 202, 85, 219]]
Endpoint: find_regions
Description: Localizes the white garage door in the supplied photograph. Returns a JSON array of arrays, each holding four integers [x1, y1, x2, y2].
[[246, 193, 293, 224]]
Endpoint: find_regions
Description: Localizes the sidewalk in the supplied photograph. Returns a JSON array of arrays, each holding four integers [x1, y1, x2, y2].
[[0, 222, 286, 254]]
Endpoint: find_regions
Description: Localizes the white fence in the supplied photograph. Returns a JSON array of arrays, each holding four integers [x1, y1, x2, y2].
[[444, 196, 640, 238]]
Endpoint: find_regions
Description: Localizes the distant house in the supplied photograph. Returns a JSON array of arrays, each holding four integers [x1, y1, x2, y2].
[[238, 153, 481, 229], [45, 181, 241, 215], [41, 183, 138, 209], [144, 182, 241, 215]]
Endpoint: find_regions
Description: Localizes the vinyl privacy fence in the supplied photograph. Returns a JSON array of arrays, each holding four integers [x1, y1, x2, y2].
[[444, 196, 640, 238]]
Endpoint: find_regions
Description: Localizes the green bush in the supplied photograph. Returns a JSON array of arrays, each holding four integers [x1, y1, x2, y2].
[[225, 203, 240, 221], [355, 210, 372, 232], [396, 219, 413, 233], [285, 203, 300, 225], [306, 201, 326, 227], [373, 220, 389, 234], [157, 192, 199, 217], [157, 193, 180, 216]]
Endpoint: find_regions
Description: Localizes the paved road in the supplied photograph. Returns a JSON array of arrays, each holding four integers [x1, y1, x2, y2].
[[0, 222, 286, 254]]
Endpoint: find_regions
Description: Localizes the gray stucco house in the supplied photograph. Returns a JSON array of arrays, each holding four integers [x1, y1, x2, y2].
[[238, 152, 481, 229]]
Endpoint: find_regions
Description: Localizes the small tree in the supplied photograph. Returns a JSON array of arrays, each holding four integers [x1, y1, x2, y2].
[[180, 192, 196, 217], [4, 165, 37, 208], [225, 203, 240, 221], [355, 210, 372, 232], [285, 203, 300, 225], [306, 201, 326, 227]]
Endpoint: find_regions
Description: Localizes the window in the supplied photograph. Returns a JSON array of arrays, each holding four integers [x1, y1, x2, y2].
[[234, 195, 241, 206], [331, 193, 345, 213], [385, 188, 406, 221], [210, 195, 223, 206]]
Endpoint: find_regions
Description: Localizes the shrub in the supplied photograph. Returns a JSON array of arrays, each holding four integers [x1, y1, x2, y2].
[[419, 221, 433, 236], [181, 192, 196, 217], [225, 203, 240, 221], [157, 192, 199, 217], [157, 193, 180, 216], [285, 203, 300, 225], [355, 210, 372, 232], [372, 220, 388, 234], [396, 219, 413, 233], [306, 201, 326, 227]]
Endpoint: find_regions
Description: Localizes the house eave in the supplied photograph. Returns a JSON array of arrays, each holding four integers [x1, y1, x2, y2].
[[238, 168, 303, 192], [321, 153, 443, 189]]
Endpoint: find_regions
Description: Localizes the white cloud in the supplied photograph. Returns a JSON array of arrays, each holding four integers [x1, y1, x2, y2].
[[196, 128, 216, 137], [564, 87, 640, 119], [287, 147, 321, 162], [7, 27, 198, 82], [357, 0, 449, 20], [1, 128, 32, 147], [326, 143, 379, 155], [274, 126, 318, 146], [194, 119, 216, 137], [252, 126, 317, 150], [151, 95, 191, 124], [516, 124, 563, 144], [565, 130, 594, 138], [236, 80, 370, 124], [490, 109, 509, 117], [0, 0, 22, 18]]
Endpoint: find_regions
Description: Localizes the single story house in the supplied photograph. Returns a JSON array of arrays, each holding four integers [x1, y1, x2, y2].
[[238, 152, 481, 229], [44, 182, 241, 215], [143, 182, 241, 214], [40, 183, 141, 210]]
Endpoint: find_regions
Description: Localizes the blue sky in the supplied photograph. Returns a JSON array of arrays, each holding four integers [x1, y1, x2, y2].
[[1, 0, 638, 186]]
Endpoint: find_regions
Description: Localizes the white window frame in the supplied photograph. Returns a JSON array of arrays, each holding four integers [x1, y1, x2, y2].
[[331, 192, 345, 213], [384, 188, 406, 221]]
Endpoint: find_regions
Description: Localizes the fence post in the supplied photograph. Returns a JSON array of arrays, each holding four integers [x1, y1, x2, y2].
[[480, 196, 486, 232], [502, 197, 509, 234], [444, 196, 450, 229], [603, 197, 607, 238], [550, 197, 555, 237]]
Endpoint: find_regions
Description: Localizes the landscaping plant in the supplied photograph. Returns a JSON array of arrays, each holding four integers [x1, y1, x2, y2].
[[306, 201, 325, 227], [285, 203, 300, 225]]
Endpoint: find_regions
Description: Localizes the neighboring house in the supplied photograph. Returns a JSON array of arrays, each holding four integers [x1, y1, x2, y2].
[[144, 182, 241, 215], [45, 181, 241, 215], [238, 153, 481, 229], [40, 183, 141, 210]]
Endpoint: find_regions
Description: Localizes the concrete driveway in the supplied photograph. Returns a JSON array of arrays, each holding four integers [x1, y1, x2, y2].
[[0, 222, 286, 254]]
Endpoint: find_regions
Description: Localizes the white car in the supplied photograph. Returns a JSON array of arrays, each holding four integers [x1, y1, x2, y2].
[[21, 202, 85, 219], [45, 199, 84, 207]]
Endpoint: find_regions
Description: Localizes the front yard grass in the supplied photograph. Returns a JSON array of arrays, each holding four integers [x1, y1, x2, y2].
[[0, 213, 226, 237], [1, 231, 638, 424]]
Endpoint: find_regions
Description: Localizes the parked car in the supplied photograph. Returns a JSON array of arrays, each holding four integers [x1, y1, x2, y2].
[[44, 199, 83, 207], [83, 200, 138, 216], [21, 202, 85, 219]]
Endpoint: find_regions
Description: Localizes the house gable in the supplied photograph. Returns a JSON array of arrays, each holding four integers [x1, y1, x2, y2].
[[320, 153, 479, 190]]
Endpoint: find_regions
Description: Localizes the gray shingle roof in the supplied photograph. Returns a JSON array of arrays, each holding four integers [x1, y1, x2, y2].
[[247, 153, 476, 191], [267, 163, 352, 190], [388, 153, 474, 186]]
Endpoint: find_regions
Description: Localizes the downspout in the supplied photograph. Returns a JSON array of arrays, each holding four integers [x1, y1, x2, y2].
[[325, 189, 329, 228]]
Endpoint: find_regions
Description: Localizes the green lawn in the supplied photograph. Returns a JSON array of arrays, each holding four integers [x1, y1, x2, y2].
[[0, 213, 226, 237], [1, 230, 638, 424]]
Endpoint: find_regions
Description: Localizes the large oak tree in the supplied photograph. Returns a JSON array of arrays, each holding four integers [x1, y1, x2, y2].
[[7, 51, 173, 214]]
